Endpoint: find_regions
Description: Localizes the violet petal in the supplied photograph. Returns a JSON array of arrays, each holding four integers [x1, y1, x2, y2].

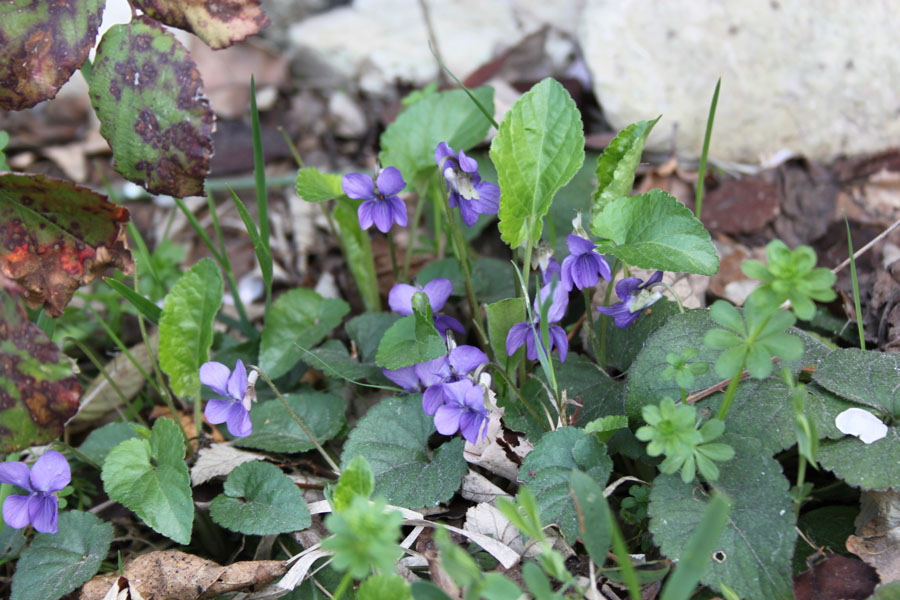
[[371, 199, 394, 233], [0, 462, 33, 491], [226, 359, 247, 402], [423, 385, 446, 416], [383, 366, 420, 391], [434, 404, 462, 436], [342, 173, 374, 200], [388, 284, 417, 315], [457, 149, 479, 174], [449, 345, 488, 375], [204, 398, 233, 425], [30, 450, 70, 493], [377, 166, 406, 196], [199, 362, 232, 397], [549, 325, 569, 363], [506, 322, 531, 357], [423, 278, 452, 312], [226, 403, 252, 438], [357, 200, 375, 230], [435, 142, 456, 169], [389, 195, 408, 226], [433, 315, 466, 339], [2, 495, 31, 529], [30, 494, 59, 534]]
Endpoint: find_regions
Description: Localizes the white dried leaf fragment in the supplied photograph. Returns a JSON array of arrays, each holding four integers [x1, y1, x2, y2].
[[835, 408, 888, 444]]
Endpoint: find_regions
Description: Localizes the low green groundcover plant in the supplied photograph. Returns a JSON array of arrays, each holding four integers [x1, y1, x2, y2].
[[0, 7, 893, 599]]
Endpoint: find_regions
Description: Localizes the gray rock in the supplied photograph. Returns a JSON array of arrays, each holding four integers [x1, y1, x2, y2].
[[287, 0, 582, 94], [579, 0, 900, 164]]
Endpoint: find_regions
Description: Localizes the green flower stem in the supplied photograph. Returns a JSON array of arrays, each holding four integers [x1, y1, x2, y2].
[[387, 231, 400, 282], [583, 288, 603, 361], [331, 570, 355, 600], [402, 173, 434, 283], [439, 183, 491, 356], [794, 455, 807, 517], [207, 193, 253, 336], [596, 260, 620, 369], [401, 183, 428, 283], [255, 367, 341, 475], [648, 281, 686, 314], [52, 441, 100, 471], [716, 357, 746, 421]]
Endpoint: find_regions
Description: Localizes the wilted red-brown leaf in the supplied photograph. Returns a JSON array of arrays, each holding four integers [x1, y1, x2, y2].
[[0, 290, 80, 452], [701, 178, 779, 235], [0, 173, 133, 316], [0, 1, 104, 110], [793, 554, 879, 600], [78, 550, 285, 600], [129, 0, 269, 50]]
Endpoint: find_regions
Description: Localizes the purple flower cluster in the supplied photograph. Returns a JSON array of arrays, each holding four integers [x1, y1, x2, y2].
[[200, 359, 253, 438], [0, 450, 70, 533], [561, 234, 611, 291], [384, 344, 490, 444], [436, 142, 500, 226], [597, 271, 664, 329], [342, 167, 408, 233], [506, 277, 570, 363], [388, 277, 465, 339]]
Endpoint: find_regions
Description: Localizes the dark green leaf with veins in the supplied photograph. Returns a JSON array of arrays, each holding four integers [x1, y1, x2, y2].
[[90, 16, 214, 197], [648, 435, 796, 600], [0, 1, 104, 110], [10, 511, 113, 600]]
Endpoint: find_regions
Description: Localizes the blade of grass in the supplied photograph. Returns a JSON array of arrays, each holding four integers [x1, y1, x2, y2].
[[660, 492, 732, 600], [126, 221, 164, 294], [609, 510, 642, 600], [207, 192, 253, 336], [82, 303, 162, 399], [250, 75, 273, 313], [695, 77, 721, 220], [104, 277, 161, 324], [226, 185, 273, 315], [428, 42, 499, 130], [844, 214, 866, 349], [172, 197, 224, 265]]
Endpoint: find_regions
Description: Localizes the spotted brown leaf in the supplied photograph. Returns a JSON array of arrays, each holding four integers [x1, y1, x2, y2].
[[0, 173, 133, 317], [0, 0, 104, 110], [130, 0, 269, 50], [89, 16, 215, 197], [0, 290, 80, 452]]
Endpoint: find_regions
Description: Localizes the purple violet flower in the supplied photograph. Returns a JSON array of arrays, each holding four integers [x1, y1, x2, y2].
[[506, 280, 570, 363], [200, 359, 253, 438], [388, 278, 465, 338], [433, 379, 489, 444], [596, 271, 665, 329], [561, 234, 611, 291], [342, 167, 408, 233], [0, 450, 70, 533], [435, 142, 500, 226], [382, 345, 489, 417]]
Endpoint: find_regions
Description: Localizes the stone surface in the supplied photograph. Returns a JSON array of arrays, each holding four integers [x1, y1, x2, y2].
[[288, 0, 582, 94], [579, 0, 900, 164]]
